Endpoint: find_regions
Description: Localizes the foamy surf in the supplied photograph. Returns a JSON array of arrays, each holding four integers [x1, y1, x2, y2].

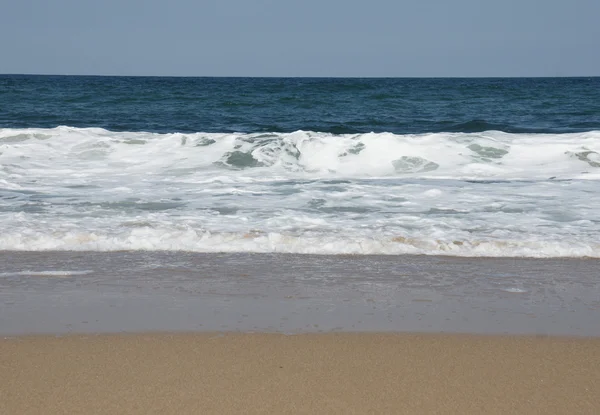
[[1, 127, 599, 257], [0, 229, 597, 257], [1, 127, 600, 180], [0, 270, 93, 277]]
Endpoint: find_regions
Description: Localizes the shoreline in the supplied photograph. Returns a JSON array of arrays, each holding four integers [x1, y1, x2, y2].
[[2, 251, 600, 337], [7, 329, 600, 339], [3, 331, 600, 414]]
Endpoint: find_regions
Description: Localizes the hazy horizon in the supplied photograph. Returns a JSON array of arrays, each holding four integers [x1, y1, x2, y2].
[[2, 73, 599, 79]]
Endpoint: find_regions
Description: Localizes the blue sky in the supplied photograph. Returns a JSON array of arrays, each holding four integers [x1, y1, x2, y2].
[[1, 0, 598, 76]]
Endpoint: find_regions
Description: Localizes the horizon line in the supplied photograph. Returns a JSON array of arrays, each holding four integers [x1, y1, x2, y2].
[[1, 73, 599, 79]]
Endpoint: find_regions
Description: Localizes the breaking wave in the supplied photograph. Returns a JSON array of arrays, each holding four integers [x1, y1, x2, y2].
[[2, 127, 600, 257], [1, 127, 600, 180]]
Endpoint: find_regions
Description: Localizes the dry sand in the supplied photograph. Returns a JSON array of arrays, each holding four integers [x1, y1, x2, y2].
[[2, 332, 599, 414]]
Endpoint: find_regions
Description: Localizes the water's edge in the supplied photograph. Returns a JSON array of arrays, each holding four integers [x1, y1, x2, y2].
[[2, 252, 598, 336]]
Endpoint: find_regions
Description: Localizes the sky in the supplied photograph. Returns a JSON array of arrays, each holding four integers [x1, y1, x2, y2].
[[1, 0, 598, 77]]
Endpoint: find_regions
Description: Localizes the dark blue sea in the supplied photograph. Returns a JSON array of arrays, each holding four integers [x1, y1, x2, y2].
[[2, 76, 599, 134]]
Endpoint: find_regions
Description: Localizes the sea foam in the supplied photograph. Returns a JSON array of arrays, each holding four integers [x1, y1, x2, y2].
[[1, 127, 599, 257], [1, 127, 600, 180]]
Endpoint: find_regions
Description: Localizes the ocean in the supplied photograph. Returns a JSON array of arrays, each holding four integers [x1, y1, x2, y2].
[[1, 75, 599, 335], [2, 75, 600, 256]]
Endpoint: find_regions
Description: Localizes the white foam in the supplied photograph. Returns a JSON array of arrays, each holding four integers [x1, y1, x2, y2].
[[0, 270, 93, 277], [2, 127, 600, 257], [0, 226, 597, 257], [502, 288, 528, 293], [1, 127, 600, 180]]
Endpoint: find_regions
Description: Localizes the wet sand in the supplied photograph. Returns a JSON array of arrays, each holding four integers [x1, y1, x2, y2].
[[2, 332, 600, 414]]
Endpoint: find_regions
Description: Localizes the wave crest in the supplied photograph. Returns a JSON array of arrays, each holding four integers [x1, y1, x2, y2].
[[1, 127, 600, 180]]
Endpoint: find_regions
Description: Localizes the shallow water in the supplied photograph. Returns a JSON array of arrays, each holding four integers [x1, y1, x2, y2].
[[1, 252, 598, 336]]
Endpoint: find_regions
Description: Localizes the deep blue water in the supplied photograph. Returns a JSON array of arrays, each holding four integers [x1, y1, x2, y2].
[[1, 75, 599, 134]]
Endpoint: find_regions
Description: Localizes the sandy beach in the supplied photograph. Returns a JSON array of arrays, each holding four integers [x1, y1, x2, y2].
[[2, 253, 600, 413], [2, 332, 599, 414]]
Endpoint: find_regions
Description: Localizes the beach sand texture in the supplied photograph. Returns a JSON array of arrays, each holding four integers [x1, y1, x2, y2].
[[2, 333, 599, 414]]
